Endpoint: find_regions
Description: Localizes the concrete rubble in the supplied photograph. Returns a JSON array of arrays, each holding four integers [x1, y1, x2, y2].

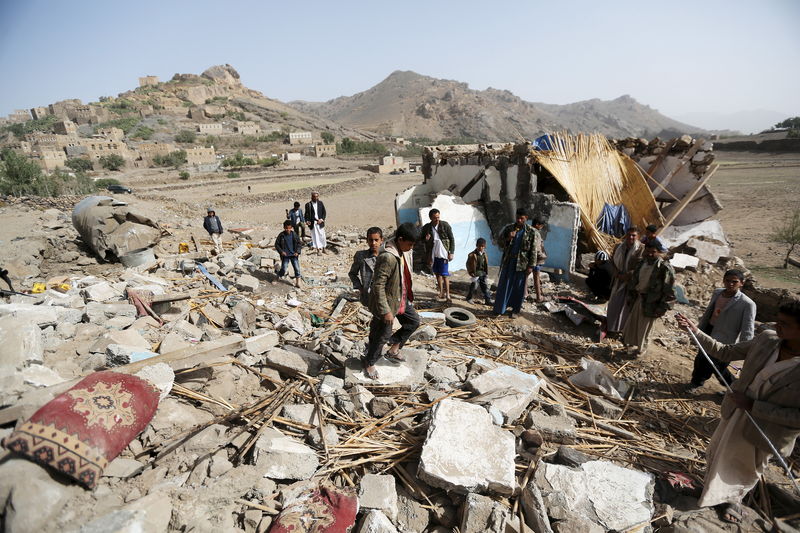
[[0, 196, 791, 533]]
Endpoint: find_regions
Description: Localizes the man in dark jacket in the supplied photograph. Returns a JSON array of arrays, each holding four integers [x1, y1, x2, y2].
[[466, 238, 492, 305], [349, 227, 383, 306], [274, 220, 302, 287], [203, 207, 223, 254], [420, 208, 455, 302], [304, 192, 327, 254]]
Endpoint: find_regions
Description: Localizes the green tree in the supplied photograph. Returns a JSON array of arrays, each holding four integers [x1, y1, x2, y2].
[[0, 149, 47, 196], [175, 130, 196, 143], [221, 151, 255, 169], [179, 171, 190, 180], [95, 178, 121, 188], [131, 126, 154, 140], [321, 131, 335, 144], [772, 208, 800, 268], [775, 117, 800, 130], [99, 154, 125, 171], [66, 158, 93, 172], [153, 150, 187, 169], [339, 137, 355, 152]]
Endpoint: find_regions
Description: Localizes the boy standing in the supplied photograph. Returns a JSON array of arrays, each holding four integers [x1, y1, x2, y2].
[[274, 220, 302, 288], [287, 201, 307, 241], [203, 207, 224, 254], [364, 223, 420, 380], [421, 209, 455, 302], [348, 227, 383, 306], [466, 238, 493, 305]]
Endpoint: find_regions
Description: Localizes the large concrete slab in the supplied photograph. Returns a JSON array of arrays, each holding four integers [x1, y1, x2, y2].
[[252, 428, 319, 480], [418, 399, 516, 496], [344, 348, 428, 386], [467, 365, 542, 423]]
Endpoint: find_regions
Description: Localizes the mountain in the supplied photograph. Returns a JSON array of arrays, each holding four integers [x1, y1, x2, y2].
[[672, 109, 789, 135], [289, 71, 708, 141]]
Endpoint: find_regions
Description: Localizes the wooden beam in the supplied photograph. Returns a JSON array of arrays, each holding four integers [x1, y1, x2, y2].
[[658, 164, 719, 234], [651, 138, 705, 200]]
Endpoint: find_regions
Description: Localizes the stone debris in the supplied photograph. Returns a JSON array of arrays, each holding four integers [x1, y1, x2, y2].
[[251, 428, 319, 480], [460, 492, 520, 533], [357, 510, 399, 533], [358, 473, 398, 521], [467, 365, 542, 423]]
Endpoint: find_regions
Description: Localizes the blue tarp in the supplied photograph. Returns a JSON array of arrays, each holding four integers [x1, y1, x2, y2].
[[597, 203, 631, 238], [532, 134, 557, 151]]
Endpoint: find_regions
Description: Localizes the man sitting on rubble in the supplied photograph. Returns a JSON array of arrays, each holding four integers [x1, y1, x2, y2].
[[363, 223, 420, 380], [493, 209, 542, 317], [621, 240, 675, 355], [688, 269, 756, 393], [676, 298, 800, 524], [349, 226, 383, 306], [606, 226, 643, 338], [203, 207, 224, 255], [274, 220, 302, 288]]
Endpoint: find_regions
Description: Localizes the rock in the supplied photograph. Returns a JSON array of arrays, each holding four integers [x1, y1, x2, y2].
[[418, 399, 516, 496], [318, 374, 345, 405], [158, 331, 191, 354], [233, 301, 257, 336], [525, 411, 577, 444], [281, 403, 318, 425], [90, 328, 151, 353], [0, 316, 43, 369], [134, 363, 175, 401], [78, 492, 173, 533], [430, 495, 458, 528], [252, 428, 319, 480], [150, 398, 214, 433], [1, 459, 76, 533], [669, 253, 700, 272], [521, 480, 554, 533], [105, 344, 158, 366], [245, 331, 279, 355], [344, 348, 428, 387], [369, 396, 398, 418], [521, 429, 544, 447], [307, 424, 340, 449], [395, 487, 430, 533], [0, 303, 62, 327], [588, 396, 623, 419], [424, 361, 459, 384], [349, 384, 375, 414], [467, 366, 542, 423], [358, 474, 398, 520], [687, 238, 731, 264], [201, 303, 227, 327], [236, 274, 260, 292], [266, 346, 325, 377], [356, 510, 398, 533], [181, 424, 228, 454], [209, 449, 234, 478], [552, 516, 604, 533], [460, 493, 520, 533], [21, 364, 66, 387], [82, 281, 120, 302], [555, 446, 592, 468], [85, 302, 137, 323], [409, 324, 437, 342], [172, 319, 203, 340], [534, 460, 654, 531], [275, 310, 307, 336], [104, 457, 145, 478]]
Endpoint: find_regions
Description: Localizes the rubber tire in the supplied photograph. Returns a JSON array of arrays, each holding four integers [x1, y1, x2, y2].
[[444, 306, 477, 328]]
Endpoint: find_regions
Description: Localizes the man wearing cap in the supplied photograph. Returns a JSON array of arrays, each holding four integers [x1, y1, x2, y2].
[[688, 269, 756, 392], [203, 208, 224, 254], [622, 240, 676, 355], [587, 250, 614, 301]]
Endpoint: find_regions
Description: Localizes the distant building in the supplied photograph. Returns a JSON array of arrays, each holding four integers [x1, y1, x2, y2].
[[53, 119, 78, 136], [7, 109, 31, 124], [196, 123, 223, 134], [135, 141, 177, 165], [8, 141, 32, 154], [30, 107, 50, 120], [49, 99, 82, 118], [314, 143, 336, 157], [370, 153, 409, 174], [288, 131, 313, 145], [96, 127, 124, 141], [186, 146, 217, 166], [235, 121, 261, 135], [139, 75, 160, 87], [33, 149, 67, 172], [79, 139, 131, 162], [282, 152, 302, 161]]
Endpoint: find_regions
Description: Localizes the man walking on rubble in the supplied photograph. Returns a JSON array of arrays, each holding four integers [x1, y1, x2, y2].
[[203, 207, 224, 255], [363, 223, 420, 380], [349, 227, 383, 306], [621, 240, 675, 355], [687, 269, 756, 392], [305, 191, 327, 254], [421, 208, 455, 302], [493, 209, 543, 317], [676, 298, 800, 525], [606, 226, 643, 338]]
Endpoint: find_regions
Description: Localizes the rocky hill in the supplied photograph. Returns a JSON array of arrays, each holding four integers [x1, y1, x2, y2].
[[289, 70, 707, 141]]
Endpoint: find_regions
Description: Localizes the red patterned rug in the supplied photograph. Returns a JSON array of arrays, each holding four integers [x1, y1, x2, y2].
[[3, 371, 160, 489], [269, 484, 358, 533]]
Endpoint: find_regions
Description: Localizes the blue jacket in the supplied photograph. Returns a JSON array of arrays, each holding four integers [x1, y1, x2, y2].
[[203, 215, 223, 235]]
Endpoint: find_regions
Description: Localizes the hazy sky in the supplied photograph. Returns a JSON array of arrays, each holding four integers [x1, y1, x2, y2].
[[1, 0, 798, 131]]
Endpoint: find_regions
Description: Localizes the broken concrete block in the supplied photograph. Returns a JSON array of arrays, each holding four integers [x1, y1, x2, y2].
[[90, 328, 150, 353], [669, 253, 700, 272], [555, 446, 592, 468], [245, 331, 279, 355], [359, 474, 398, 520], [134, 362, 175, 401], [395, 487, 430, 533], [525, 411, 577, 444], [233, 300, 257, 336], [209, 449, 234, 478], [467, 365, 542, 423], [369, 396, 398, 418], [150, 397, 214, 433], [0, 316, 43, 369], [105, 315, 137, 330], [236, 274, 260, 292], [0, 303, 61, 327], [588, 396, 623, 419], [103, 457, 144, 478], [276, 310, 307, 335], [424, 361, 459, 384], [252, 428, 319, 480], [173, 319, 203, 340], [534, 460, 654, 531], [356, 510, 398, 533], [687, 238, 731, 263], [349, 384, 375, 414], [201, 303, 228, 327], [410, 324, 437, 342], [78, 492, 173, 533], [281, 403, 318, 425], [1, 458, 78, 533], [521, 480, 554, 533], [106, 344, 159, 366], [418, 399, 516, 496], [266, 346, 325, 376], [344, 348, 428, 387], [460, 492, 520, 533], [85, 302, 137, 323], [82, 281, 120, 302], [159, 331, 191, 354], [307, 424, 340, 449], [551, 516, 604, 533], [21, 364, 66, 387]]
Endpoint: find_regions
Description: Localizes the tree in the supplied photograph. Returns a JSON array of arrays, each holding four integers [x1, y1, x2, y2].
[[99, 154, 125, 171], [179, 171, 190, 180], [66, 158, 93, 172], [339, 137, 355, 152], [772, 208, 800, 268], [175, 130, 196, 143], [775, 117, 800, 130], [221, 151, 255, 169], [321, 131, 335, 144], [0, 149, 47, 196], [153, 150, 187, 169]]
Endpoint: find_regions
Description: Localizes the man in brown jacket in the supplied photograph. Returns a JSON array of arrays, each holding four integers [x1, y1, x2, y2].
[[677, 298, 800, 524], [363, 223, 420, 380]]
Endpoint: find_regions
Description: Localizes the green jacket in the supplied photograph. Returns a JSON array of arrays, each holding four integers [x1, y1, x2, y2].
[[466, 250, 488, 277], [627, 256, 676, 318], [499, 223, 542, 272], [421, 220, 455, 260], [368, 240, 412, 317]]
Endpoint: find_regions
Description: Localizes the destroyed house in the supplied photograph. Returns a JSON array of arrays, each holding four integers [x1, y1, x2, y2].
[[396, 133, 721, 279]]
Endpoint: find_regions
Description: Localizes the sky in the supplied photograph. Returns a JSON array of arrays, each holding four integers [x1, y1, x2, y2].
[[1, 0, 798, 132]]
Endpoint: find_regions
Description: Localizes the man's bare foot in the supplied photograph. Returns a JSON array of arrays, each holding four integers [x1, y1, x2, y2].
[[364, 365, 379, 380], [719, 502, 743, 524]]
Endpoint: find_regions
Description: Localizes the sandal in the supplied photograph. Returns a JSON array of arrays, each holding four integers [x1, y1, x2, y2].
[[719, 502, 743, 524], [385, 350, 406, 363]]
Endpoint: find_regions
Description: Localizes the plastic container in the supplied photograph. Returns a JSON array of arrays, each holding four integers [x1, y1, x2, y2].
[[120, 248, 156, 268]]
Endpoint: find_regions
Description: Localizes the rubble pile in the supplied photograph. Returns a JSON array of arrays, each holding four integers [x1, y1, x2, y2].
[[0, 201, 795, 533], [611, 135, 715, 176]]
